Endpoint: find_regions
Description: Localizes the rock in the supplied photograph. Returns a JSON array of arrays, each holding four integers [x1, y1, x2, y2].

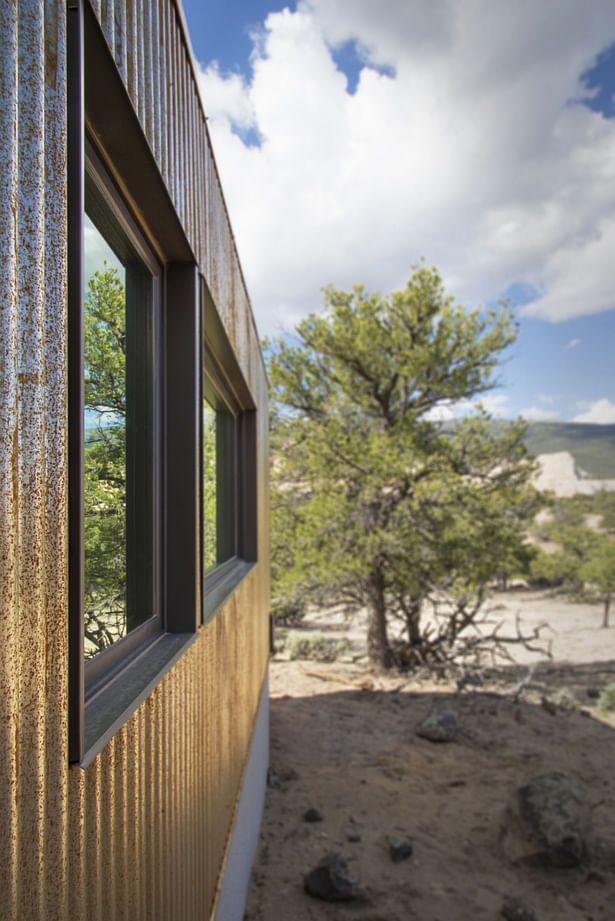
[[345, 827, 361, 842], [388, 836, 413, 862], [304, 853, 359, 902], [500, 771, 591, 868], [303, 807, 324, 823], [501, 897, 538, 921], [416, 709, 457, 742]]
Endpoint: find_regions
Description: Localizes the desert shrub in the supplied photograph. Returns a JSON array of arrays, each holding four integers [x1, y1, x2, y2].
[[283, 631, 350, 662], [597, 682, 615, 713], [271, 596, 307, 625]]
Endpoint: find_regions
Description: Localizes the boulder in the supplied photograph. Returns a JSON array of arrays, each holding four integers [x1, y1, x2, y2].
[[416, 709, 457, 742], [501, 897, 538, 920], [304, 853, 359, 901], [500, 771, 591, 868]]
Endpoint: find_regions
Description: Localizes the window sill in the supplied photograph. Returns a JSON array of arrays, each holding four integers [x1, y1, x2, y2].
[[204, 558, 256, 625], [82, 631, 198, 768]]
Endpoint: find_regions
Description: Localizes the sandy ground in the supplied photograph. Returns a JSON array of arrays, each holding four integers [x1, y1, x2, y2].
[[243, 591, 615, 921]]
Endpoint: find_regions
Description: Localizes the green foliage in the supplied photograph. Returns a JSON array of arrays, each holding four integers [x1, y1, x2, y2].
[[598, 682, 615, 713], [84, 267, 126, 417], [282, 631, 350, 662], [83, 267, 127, 657], [203, 404, 217, 571], [530, 494, 615, 625], [267, 265, 538, 668]]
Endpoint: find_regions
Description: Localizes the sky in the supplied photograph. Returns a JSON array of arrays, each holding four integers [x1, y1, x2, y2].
[[180, 0, 615, 424]]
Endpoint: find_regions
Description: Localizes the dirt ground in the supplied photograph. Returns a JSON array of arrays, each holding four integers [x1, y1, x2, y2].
[[243, 591, 615, 921]]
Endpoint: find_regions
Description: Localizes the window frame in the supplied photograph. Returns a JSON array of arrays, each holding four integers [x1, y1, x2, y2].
[[82, 141, 163, 683], [200, 278, 258, 625]]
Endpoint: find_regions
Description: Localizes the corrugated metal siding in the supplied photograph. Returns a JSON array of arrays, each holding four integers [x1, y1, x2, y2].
[[95, 0, 261, 388], [0, 0, 69, 918], [66, 573, 269, 921], [0, 1, 270, 919]]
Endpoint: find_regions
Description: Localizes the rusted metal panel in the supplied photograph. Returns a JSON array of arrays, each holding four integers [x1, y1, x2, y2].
[[0, 1, 69, 919], [1, 1, 270, 919]]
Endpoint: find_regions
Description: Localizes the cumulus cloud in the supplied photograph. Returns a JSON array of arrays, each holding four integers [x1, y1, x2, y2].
[[197, 63, 256, 132], [573, 398, 615, 423], [478, 394, 510, 417], [423, 393, 510, 421], [196, 0, 615, 335], [520, 407, 560, 421]]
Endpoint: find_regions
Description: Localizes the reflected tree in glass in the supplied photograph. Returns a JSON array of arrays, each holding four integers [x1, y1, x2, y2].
[[83, 263, 128, 656], [203, 400, 217, 572]]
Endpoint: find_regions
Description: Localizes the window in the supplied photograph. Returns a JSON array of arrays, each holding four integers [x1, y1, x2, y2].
[[68, 0, 200, 765], [83, 160, 160, 663], [201, 280, 258, 623], [202, 397, 237, 571]]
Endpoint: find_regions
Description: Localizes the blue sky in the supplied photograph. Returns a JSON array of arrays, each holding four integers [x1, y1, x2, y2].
[[181, 0, 615, 424]]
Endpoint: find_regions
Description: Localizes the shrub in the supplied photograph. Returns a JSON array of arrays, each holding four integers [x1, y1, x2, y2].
[[283, 631, 350, 662], [597, 682, 615, 713], [271, 596, 307, 625]]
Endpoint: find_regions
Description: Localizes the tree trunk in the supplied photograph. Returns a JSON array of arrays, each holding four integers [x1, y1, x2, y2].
[[405, 597, 422, 647], [602, 594, 611, 629], [365, 567, 393, 670]]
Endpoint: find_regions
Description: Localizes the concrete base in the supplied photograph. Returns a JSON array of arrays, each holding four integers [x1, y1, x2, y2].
[[214, 672, 269, 921]]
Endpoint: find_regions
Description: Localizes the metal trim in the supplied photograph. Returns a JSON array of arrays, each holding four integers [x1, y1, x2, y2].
[[67, 0, 85, 765]]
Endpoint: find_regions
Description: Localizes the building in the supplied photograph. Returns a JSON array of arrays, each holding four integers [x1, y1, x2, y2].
[[0, 1, 270, 918]]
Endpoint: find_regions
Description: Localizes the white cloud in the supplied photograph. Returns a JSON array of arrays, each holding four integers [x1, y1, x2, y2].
[[423, 393, 509, 421], [538, 394, 555, 404], [520, 407, 560, 422], [196, 0, 615, 335], [573, 398, 615, 424], [565, 339, 582, 350], [478, 394, 510, 416], [522, 217, 615, 322], [197, 63, 256, 132]]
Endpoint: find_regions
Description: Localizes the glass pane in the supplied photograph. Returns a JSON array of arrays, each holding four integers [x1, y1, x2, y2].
[[83, 195, 156, 659], [203, 399, 217, 572], [203, 396, 237, 573]]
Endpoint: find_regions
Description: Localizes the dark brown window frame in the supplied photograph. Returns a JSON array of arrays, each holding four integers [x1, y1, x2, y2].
[[82, 142, 163, 682], [200, 279, 258, 624]]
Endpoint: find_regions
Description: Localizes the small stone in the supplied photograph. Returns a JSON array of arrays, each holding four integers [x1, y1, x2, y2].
[[501, 897, 538, 921], [388, 836, 413, 862], [266, 768, 280, 789], [416, 709, 457, 742], [267, 766, 298, 789], [304, 807, 324, 823], [304, 854, 359, 902], [346, 828, 361, 842]]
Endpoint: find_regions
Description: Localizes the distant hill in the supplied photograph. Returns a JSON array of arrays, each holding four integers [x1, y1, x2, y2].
[[523, 422, 615, 479]]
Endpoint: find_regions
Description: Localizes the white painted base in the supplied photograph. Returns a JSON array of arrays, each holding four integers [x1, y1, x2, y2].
[[214, 672, 269, 921]]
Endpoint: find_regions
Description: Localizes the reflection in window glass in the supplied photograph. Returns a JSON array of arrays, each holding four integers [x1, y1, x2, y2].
[[203, 399, 217, 571], [83, 193, 156, 659], [203, 395, 237, 573]]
